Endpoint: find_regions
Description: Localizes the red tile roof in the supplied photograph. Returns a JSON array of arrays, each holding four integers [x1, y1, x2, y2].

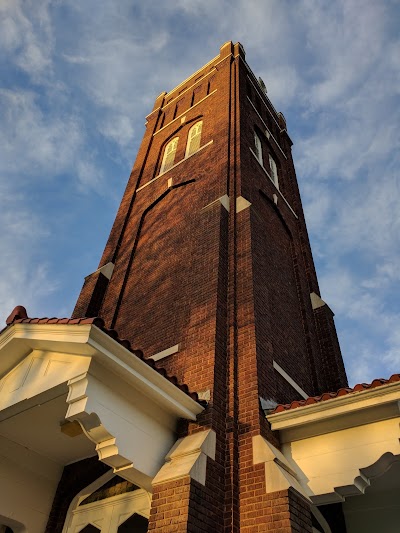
[[3, 306, 202, 404], [271, 374, 400, 414]]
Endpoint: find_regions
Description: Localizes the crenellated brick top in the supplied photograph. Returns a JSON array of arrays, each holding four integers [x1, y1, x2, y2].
[[272, 373, 400, 413]]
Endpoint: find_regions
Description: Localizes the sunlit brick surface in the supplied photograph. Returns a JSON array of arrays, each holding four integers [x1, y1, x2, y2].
[[69, 41, 347, 532]]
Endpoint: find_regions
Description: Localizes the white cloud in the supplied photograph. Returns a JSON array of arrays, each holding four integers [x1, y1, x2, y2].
[[0, 0, 399, 387], [298, 1, 387, 105], [327, 171, 400, 260], [318, 263, 400, 384], [362, 262, 400, 290], [0, 88, 81, 177], [62, 54, 91, 65], [0, 181, 57, 324], [76, 160, 105, 191], [258, 65, 301, 108], [0, 0, 53, 79], [302, 182, 332, 233], [99, 115, 135, 148]]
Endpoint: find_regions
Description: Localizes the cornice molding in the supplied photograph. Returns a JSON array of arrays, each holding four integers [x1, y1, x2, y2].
[[0, 322, 203, 421], [268, 379, 400, 434]]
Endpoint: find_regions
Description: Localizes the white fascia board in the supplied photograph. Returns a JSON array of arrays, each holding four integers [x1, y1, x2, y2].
[[0, 323, 92, 349], [0, 323, 94, 378], [149, 344, 180, 362], [0, 323, 204, 421], [273, 361, 309, 399], [267, 381, 400, 437], [87, 326, 203, 421]]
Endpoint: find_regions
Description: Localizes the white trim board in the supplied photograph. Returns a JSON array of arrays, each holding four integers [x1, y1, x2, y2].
[[136, 140, 213, 192], [273, 360, 309, 399], [249, 147, 298, 219], [149, 344, 179, 362]]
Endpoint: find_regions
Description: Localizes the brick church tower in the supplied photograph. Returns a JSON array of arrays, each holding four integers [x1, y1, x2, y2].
[[4, 40, 400, 533], [70, 41, 348, 531]]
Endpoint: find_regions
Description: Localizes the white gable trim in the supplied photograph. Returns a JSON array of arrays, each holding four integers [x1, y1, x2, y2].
[[0, 323, 203, 421], [0, 322, 205, 506]]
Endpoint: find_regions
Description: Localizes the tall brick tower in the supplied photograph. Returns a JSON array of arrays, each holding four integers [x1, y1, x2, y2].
[[73, 41, 347, 532]]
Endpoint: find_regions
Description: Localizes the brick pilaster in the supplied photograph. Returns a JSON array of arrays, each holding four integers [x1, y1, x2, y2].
[[241, 488, 313, 533], [149, 474, 224, 532]]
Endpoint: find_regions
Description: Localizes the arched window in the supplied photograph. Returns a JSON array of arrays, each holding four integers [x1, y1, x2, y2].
[[160, 137, 178, 174], [254, 131, 263, 165], [269, 154, 279, 188], [63, 473, 151, 533], [185, 121, 203, 157]]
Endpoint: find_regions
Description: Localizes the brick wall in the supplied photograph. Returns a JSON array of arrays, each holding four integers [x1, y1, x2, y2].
[[149, 467, 224, 532], [69, 42, 347, 532], [313, 303, 348, 391], [240, 486, 313, 532]]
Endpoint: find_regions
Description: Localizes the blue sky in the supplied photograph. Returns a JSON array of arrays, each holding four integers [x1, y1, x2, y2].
[[1, 0, 399, 386]]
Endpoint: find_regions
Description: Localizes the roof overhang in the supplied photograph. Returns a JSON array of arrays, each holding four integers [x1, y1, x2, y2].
[[0, 322, 203, 421], [267, 380, 400, 442], [0, 323, 204, 493], [262, 382, 400, 504]]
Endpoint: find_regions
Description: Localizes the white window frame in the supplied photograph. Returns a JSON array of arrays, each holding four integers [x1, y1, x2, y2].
[[269, 154, 279, 189], [185, 120, 203, 157], [160, 137, 179, 174], [65, 489, 150, 533], [62, 472, 151, 533], [254, 131, 263, 165]]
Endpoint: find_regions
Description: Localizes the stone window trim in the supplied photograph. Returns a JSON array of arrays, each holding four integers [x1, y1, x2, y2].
[[254, 129, 263, 165], [249, 146, 298, 219], [246, 94, 287, 160], [269, 153, 279, 189], [137, 140, 213, 193], [152, 89, 217, 137]]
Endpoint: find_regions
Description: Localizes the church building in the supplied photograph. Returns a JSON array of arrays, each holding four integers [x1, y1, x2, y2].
[[0, 41, 399, 533]]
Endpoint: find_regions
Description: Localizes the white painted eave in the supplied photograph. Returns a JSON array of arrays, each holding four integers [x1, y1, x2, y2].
[[87, 325, 203, 420], [267, 381, 400, 440], [0, 323, 203, 421], [0, 323, 94, 379]]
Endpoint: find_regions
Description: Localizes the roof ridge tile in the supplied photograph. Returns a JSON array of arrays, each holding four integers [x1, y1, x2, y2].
[[270, 373, 400, 414]]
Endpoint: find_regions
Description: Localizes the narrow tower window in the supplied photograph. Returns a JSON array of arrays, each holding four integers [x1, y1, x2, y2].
[[160, 137, 179, 173], [185, 121, 203, 157], [269, 154, 279, 188], [254, 131, 263, 165]]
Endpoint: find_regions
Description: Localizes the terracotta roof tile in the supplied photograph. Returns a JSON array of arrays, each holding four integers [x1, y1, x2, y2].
[[271, 374, 400, 414], [3, 306, 202, 405]]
